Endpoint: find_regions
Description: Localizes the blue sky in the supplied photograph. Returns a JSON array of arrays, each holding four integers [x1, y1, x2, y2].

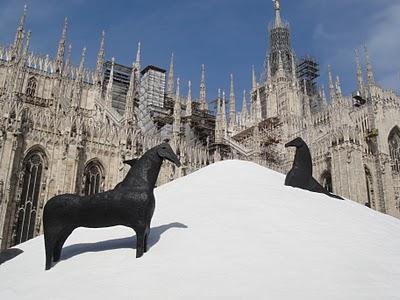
[[0, 0, 399, 107]]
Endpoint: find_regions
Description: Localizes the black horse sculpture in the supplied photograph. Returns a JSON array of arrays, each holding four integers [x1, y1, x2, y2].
[[285, 137, 344, 200], [43, 142, 181, 270]]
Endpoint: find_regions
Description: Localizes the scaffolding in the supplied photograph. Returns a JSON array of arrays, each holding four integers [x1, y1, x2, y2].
[[297, 56, 319, 96], [103, 60, 132, 115]]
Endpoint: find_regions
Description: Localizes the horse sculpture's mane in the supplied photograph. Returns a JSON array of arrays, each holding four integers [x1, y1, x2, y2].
[[118, 147, 161, 189]]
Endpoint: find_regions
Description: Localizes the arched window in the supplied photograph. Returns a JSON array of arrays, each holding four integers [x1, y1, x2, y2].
[[365, 166, 375, 209], [83, 161, 104, 196], [14, 151, 46, 245], [388, 127, 400, 173], [26, 77, 37, 98], [321, 171, 333, 193]]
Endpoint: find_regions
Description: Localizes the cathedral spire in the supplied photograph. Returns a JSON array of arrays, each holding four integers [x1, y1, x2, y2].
[[125, 44, 142, 123], [77, 47, 86, 80], [216, 88, 222, 115], [229, 74, 236, 128], [94, 31, 105, 85], [215, 88, 223, 143], [241, 90, 248, 124], [64, 44, 72, 75], [269, 0, 293, 77], [55, 17, 67, 74], [173, 77, 181, 139], [199, 64, 207, 110], [135, 41, 141, 68], [291, 52, 297, 87], [222, 90, 226, 117], [273, 0, 282, 27], [186, 80, 192, 116], [167, 53, 175, 97], [252, 65, 257, 92], [72, 47, 86, 108], [335, 75, 342, 98], [18, 4, 27, 30], [364, 45, 375, 86], [255, 84, 262, 122], [106, 57, 115, 107], [328, 65, 335, 100], [266, 56, 271, 80], [355, 49, 364, 91], [22, 30, 31, 58], [222, 90, 227, 133], [321, 85, 327, 107], [12, 4, 27, 59]]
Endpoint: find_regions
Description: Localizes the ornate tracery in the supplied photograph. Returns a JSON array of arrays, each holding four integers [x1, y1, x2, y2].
[[83, 160, 105, 196], [13, 150, 47, 245], [26, 76, 37, 97], [388, 126, 400, 173]]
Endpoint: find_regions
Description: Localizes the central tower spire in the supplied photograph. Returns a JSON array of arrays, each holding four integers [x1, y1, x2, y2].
[[273, 0, 282, 27], [268, 0, 293, 77]]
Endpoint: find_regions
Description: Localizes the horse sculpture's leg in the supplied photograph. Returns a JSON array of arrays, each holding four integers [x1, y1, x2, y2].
[[44, 233, 54, 270], [53, 227, 74, 263], [144, 226, 150, 253], [44, 225, 62, 270], [135, 226, 146, 258]]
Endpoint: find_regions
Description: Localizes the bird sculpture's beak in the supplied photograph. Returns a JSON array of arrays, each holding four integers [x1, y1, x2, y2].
[[285, 141, 294, 148], [161, 145, 181, 167], [169, 153, 181, 167]]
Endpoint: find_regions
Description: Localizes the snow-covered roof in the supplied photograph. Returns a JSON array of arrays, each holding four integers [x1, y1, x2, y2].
[[1, 160, 400, 299]]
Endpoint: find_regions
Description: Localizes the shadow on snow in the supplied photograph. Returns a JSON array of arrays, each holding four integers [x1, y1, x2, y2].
[[60, 222, 188, 261], [0, 248, 24, 265]]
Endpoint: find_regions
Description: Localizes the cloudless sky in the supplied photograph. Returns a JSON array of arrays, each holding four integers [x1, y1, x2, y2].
[[0, 0, 399, 108]]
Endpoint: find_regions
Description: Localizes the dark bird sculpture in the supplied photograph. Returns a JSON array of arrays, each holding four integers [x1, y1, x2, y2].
[[285, 137, 344, 200], [43, 142, 181, 270]]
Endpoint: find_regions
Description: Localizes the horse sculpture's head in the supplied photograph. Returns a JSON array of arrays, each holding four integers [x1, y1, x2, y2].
[[285, 137, 306, 149], [157, 143, 181, 167]]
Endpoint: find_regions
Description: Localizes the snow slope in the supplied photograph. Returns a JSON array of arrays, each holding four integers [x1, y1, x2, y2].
[[1, 160, 400, 300]]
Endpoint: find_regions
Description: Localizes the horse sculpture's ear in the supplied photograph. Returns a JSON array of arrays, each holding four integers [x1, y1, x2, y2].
[[123, 159, 138, 167]]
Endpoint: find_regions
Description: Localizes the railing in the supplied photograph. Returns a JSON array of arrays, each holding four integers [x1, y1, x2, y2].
[[223, 136, 254, 157], [15, 93, 54, 108]]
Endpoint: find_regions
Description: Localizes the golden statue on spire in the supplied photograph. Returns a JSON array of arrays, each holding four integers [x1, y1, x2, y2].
[[273, 0, 280, 10]]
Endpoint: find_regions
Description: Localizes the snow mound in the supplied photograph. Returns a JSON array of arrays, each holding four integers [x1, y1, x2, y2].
[[1, 160, 400, 299]]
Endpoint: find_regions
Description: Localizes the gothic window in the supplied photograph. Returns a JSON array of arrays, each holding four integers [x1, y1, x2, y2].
[[365, 166, 375, 209], [26, 77, 37, 98], [14, 151, 46, 246], [388, 127, 400, 173], [321, 171, 333, 193], [83, 161, 104, 196]]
